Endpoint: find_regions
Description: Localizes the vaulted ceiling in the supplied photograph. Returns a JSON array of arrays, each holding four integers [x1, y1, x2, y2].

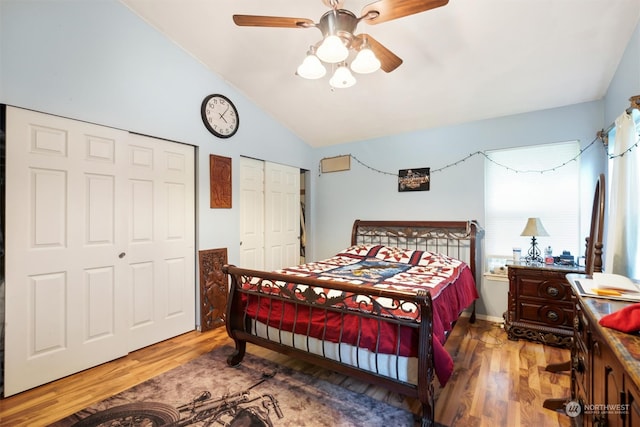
[[120, 0, 640, 147]]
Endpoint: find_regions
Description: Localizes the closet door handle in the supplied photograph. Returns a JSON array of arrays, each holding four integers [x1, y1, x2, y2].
[[119, 252, 126, 259]]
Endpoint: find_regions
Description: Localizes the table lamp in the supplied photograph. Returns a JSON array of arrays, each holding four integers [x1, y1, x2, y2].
[[520, 217, 549, 263]]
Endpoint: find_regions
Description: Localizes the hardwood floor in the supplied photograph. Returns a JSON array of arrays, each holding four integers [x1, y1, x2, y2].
[[0, 317, 572, 427], [435, 317, 571, 427]]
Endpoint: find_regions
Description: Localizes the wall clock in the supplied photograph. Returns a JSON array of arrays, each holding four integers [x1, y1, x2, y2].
[[201, 94, 239, 138]]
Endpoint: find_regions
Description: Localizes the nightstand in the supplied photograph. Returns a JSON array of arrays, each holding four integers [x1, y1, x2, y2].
[[504, 262, 584, 348]]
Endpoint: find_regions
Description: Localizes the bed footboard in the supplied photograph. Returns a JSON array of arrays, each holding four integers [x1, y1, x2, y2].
[[222, 265, 437, 426]]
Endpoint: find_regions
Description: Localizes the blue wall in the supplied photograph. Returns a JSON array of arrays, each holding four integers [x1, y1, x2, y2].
[[605, 22, 640, 125], [0, 0, 313, 265], [312, 102, 606, 259], [2, 0, 639, 318]]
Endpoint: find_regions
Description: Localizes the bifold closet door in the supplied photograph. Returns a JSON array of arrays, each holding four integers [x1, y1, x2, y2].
[[125, 133, 195, 351], [239, 157, 265, 270], [3, 107, 195, 396], [264, 161, 300, 270], [239, 158, 300, 271]]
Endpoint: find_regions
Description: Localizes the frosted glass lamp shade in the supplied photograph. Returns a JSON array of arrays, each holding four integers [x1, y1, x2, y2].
[[316, 35, 349, 63], [351, 47, 381, 74], [297, 54, 326, 79], [329, 64, 356, 88]]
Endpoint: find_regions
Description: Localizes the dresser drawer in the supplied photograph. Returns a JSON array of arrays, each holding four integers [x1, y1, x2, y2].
[[515, 276, 572, 302], [517, 301, 574, 328]]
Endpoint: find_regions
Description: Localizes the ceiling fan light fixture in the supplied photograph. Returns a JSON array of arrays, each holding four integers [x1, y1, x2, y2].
[[297, 51, 327, 79], [234, 0, 451, 88], [316, 35, 349, 63], [329, 62, 356, 88], [351, 47, 381, 74]]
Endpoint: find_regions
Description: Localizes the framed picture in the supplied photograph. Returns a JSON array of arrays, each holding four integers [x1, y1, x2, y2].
[[210, 154, 232, 208], [398, 167, 430, 192]]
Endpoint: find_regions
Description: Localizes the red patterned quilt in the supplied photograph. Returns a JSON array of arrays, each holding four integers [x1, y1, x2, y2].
[[243, 244, 478, 385]]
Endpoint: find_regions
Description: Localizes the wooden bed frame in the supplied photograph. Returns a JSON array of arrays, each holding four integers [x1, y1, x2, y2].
[[223, 220, 480, 427]]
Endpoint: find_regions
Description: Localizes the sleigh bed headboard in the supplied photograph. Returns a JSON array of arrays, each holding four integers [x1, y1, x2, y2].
[[351, 219, 481, 282]]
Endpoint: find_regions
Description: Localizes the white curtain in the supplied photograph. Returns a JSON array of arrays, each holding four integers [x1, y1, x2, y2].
[[605, 111, 640, 279]]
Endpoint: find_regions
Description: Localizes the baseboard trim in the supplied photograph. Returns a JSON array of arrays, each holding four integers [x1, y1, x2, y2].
[[460, 311, 504, 324]]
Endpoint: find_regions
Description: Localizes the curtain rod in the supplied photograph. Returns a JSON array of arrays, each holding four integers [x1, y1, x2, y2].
[[597, 95, 640, 145]]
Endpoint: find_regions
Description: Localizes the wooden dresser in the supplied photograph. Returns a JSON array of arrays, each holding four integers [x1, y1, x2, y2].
[[505, 263, 584, 348], [567, 274, 640, 426]]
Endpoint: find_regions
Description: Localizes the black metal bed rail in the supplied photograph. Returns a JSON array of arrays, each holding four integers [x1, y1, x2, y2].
[[224, 265, 434, 386]]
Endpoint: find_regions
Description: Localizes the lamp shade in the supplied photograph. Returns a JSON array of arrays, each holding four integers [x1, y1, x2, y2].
[[297, 53, 326, 79], [329, 64, 356, 88], [520, 217, 549, 237], [316, 35, 349, 63], [351, 47, 381, 74]]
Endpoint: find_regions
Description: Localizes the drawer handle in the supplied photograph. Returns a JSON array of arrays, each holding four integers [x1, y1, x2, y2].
[[546, 310, 559, 322], [546, 286, 560, 297]]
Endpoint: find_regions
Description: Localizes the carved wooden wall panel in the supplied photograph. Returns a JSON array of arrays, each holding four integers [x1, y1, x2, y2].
[[209, 155, 231, 208], [199, 248, 228, 331]]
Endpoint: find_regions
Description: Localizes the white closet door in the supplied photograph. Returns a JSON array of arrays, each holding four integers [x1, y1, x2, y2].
[[4, 107, 130, 396], [239, 159, 300, 271], [265, 162, 300, 270], [3, 108, 196, 395], [125, 133, 195, 351], [239, 157, 265, 270]]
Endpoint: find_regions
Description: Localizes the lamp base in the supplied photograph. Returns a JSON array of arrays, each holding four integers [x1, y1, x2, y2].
[[523, 255, 544, 265], [525, 237, 543, 264]]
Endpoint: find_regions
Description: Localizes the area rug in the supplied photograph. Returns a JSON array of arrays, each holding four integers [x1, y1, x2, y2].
[[50, 345, 420, 427]]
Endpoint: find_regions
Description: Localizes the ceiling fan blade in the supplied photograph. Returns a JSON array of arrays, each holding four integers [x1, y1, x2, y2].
[[233, 15, 315, 29], [354, 34, 403, 73], [361, 0, 448, 25]]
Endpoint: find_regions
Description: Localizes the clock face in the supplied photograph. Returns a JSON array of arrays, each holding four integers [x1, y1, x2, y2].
[[201, 94, 239, 138]]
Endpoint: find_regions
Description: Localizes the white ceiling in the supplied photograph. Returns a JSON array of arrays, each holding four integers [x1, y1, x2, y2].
[[119, 0, 640, 148]]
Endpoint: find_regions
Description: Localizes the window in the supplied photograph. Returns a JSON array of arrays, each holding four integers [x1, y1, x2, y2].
[[485, 141, 581, 264]]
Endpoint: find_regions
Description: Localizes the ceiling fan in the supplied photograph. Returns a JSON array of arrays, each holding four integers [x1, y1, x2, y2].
[[233, 0, 449, 88]]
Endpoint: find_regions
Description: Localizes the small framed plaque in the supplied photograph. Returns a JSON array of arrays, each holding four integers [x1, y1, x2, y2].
[[398, 167, 430, 192]]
